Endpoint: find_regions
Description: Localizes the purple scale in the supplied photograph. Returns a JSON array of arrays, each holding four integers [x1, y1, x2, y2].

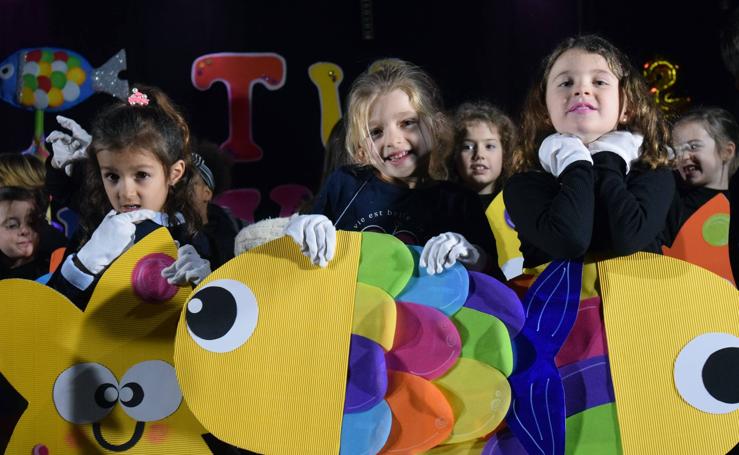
[[344, 334, 387, 414], [465, 271, 525, 337]]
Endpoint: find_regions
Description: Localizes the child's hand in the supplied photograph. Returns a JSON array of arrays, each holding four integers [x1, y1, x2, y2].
[[588, 131, 643, 173], [420, 232, 486, 275], [161, 244, 211, 286], [283, 214, 336, 267], [76, 209, 158, 274], [538, 133, 592, 177], [46, 115, 91, 176]]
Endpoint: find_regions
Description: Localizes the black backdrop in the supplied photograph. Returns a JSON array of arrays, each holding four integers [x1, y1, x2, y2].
[[2, 0, 737, 220]]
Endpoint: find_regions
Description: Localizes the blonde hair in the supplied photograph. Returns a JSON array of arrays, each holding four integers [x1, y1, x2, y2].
[[344, 58, 452, 180], [511, 35, 671, 175], [0, 153, 45, 190]]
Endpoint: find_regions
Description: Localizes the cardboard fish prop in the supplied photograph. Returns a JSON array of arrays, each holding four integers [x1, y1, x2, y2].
[[0, 228, 212, 454], [0, 47, 127, 156], [174, 231, 524, 454]]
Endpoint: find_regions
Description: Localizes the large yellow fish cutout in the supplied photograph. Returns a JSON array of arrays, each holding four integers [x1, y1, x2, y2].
[[598, 252, 739, 454], [0, 228, 211, 454], [175, 230, 520, 455], [175, 232, 362, 455]]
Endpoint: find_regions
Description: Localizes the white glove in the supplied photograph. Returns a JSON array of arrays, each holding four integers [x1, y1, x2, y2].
[[538, 133, 592, 177], [587, 131, 643, 174], [46, 115, 91, 176], [161, 243, 211, 286], [76, 209, 159, 274], [283, 214, 336, 267], [419, 232, 486, 275]]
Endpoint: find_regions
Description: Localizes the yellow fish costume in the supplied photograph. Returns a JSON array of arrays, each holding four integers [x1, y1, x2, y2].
[[0, 228, 211, 454]]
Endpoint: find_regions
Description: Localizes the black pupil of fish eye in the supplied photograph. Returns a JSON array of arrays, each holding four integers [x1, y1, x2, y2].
[[94, 383, 117, 408], [120, 383, 144, 407], [702, 347, 739, 404], [186, 286, 237, 340]]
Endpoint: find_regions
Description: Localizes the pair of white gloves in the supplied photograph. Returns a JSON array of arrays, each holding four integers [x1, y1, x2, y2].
[[47, 116, 210, 286], [279, 215, 485, 275], [75, 210, 211, 286], [538, 131, 644, 177]]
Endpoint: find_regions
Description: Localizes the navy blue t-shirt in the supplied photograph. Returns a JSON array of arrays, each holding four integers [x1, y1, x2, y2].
[[312, 166, 504, 281]]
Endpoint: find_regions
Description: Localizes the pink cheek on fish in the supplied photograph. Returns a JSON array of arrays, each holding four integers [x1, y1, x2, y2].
[[146, 423, 170, 444], [132, 253, 178, 303]]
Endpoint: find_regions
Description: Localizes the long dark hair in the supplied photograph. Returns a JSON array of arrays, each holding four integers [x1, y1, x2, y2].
[[80, 84, 201, 242]]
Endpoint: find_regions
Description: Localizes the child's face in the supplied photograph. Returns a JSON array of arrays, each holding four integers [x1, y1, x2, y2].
[[363, 88, 430, 187], [673, 121, 733, 189], [545, 49, 622, 144], [0, 200, 40, 264], [456, 121, 503, 195], [97, 148, 185, 214]]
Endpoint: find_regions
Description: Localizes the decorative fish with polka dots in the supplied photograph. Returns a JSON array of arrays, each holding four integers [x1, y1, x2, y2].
[[0, 47, 128, 111]]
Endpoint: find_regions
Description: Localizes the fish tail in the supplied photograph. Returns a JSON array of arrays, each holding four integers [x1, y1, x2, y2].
[[92, 49, 128, 100]]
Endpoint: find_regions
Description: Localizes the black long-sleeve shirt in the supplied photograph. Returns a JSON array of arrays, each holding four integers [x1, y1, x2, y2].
[[504, 152, 675, 268]]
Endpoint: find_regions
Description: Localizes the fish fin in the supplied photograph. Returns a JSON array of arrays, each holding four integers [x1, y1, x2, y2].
[[93, 49, 128, 99]]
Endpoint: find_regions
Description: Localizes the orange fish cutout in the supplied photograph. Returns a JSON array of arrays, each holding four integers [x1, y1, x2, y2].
[[662, 193, 734, 286]]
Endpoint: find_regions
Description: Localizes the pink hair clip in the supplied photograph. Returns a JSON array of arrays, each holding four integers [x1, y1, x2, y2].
[[128, 88, 149, 106]]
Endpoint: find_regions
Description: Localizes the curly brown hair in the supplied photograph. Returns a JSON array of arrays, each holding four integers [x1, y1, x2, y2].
[[511, 34, 671, 175], [449, 101, 517, 193], [80, 84, 201, 243], [344, 58, 453, 181]]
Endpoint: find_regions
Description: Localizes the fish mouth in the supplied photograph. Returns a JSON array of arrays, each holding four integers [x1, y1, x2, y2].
[[92, 420, 145, 451]]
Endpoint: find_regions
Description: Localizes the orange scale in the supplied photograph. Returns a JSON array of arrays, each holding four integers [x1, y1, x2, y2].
[[379, 370, 454, 454]]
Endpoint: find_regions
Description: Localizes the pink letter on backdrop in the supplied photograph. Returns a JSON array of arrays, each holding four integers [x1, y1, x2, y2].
[[213, 188, 262, 224], [192, 53, 286, 161], [270, 184, 313, 216]]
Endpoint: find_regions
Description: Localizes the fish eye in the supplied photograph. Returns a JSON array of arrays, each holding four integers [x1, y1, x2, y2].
[[185, 279, 259, 353], [674, 332, 739, 414], [0, 63, 14, 80], [53, 363, 118, 424], [118, 360, 182, 422]]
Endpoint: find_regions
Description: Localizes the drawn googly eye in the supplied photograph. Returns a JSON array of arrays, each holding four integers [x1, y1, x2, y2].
[[118, 360, 182, 422], [674, 332, 739, 414], [53, 363, 118, 424], [0, 64, 14, 80], [186, 279, 258, 353]]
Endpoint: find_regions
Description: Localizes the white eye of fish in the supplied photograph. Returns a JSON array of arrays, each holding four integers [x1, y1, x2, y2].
[[185, 279, 259, 353], [674, 332, 739, 414], [118, 360, 182, 422], [0, 64, 14, 80], [53, 363, 118, 424]]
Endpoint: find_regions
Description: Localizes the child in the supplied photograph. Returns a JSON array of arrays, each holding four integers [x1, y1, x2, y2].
[[46, 86, 212, 309], [190, 138, 245, 268], [311, 58, 504, 280], [504, 35, 674, 268], [450, 101, 517, 208], [671, 107, 737, 225], [0, 186, 54, 280]]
